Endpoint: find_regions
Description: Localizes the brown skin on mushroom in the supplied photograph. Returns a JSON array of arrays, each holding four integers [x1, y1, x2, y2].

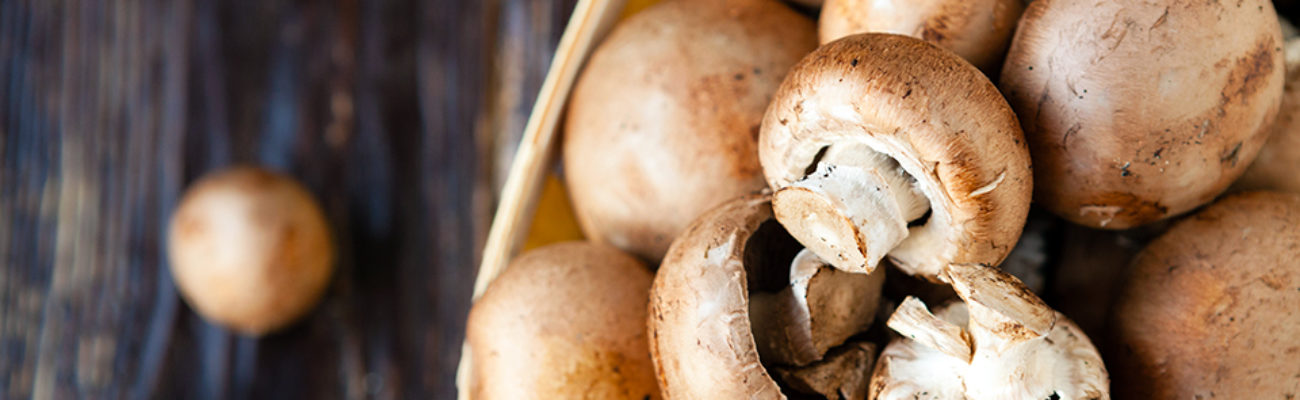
[[749, 249, 884, 367], [649, 194, 881, 399], [1234, 37, 1300, 193], [1112, 191, 1300, 399], [1000, 0, 1286, 229], [760, 33, 1032, 281], [870, 263, 1109, 399], [564, 0, 817, 263], [167, 166, 334, 336], [773, 341, 877, 400], [819, 0, 1024, 74], [466, 242, 659, 400]]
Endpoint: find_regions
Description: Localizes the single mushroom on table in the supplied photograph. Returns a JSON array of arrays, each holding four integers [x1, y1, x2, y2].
[[870, 263, 1109, 400], [818, 0, 1025, 74], [999, 0, 1286, 229], [564, 0, 817, 263], [649, 195, 883, 399], [466, 242, 659, 400], [759, 33, 1033, 281], [167, 166, 334, 335], [1111, 191, 1300, 399]]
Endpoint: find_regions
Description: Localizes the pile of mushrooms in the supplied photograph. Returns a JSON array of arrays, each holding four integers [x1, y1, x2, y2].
[[465, 0, 1300, 398]]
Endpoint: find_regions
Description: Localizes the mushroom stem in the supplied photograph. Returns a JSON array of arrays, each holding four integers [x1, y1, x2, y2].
[[750, 249, 884, 366], [772, 143, 928, 274], [886, 297, 973, 363], [943, 263, 1055, 351]]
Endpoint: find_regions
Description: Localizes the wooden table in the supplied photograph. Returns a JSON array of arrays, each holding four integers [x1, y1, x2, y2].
[[0, 0, 574, 398]]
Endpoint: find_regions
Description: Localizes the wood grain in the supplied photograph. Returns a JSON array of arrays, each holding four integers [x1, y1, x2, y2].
[[0, 0, 575, 398]]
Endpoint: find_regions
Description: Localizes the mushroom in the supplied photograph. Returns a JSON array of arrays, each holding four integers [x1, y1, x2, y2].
[[759, 33, 1032, 280], [749, 248, 884, 366], [1111, 191, 1300, 399], [870, 263, 1109, 400], [167, 166, 334, 335], [564, 0, 817, 262], [999, 0, 1286, 229], [466, 242, 659, 400], [818, 0, 1024, 73], [649, 194, 881, 398], [1234, 36, 1300, 193], [772, 341, 877, 400]]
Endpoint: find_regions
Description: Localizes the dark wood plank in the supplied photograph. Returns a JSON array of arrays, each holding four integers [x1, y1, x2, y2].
[[0, 0, 576, 398]]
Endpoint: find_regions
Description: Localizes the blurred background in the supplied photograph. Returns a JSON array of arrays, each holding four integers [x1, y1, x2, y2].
[[4, 0, 1300, 399], [0, 0, 580, 398]]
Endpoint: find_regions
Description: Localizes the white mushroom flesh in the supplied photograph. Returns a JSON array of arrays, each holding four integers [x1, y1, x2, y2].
[[871, 263, 1110, 400], [750, 249, 884, 366], [773, 142, 929, 274]]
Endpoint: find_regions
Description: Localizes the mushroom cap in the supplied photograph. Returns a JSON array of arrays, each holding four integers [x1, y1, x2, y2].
[[466, 242, 659, 400], [564, 0, 817, 262], [1235, 39, 1300, 193], [1112, 191, 1300, 398], [999, 0, 1286, 229], [167, 166, 334, 335], [649, 194, 785, 399], [819, 0, 1024, 73], [759, 33, 1032, 280]]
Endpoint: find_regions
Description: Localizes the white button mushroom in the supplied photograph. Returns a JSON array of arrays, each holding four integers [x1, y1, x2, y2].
[[819, 0, 1025, 73], [1112, 191, 1300, 399], [167, 166, 334, 335], [999, 0, 1286, 229], [759, 33, 1033, 280], [870, 263, 1109, 400], [466, 242, 659, 400], [564, 0, 817, 263]]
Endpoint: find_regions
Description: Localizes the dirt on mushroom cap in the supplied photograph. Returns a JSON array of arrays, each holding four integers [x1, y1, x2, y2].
[[1112, 191, 1300, 399], [1000, 0, 1285, 229]]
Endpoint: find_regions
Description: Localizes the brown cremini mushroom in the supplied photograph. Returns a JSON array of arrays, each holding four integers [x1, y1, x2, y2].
[[1235, 36, 1300, 193], [649, 195, 880, 399], [870, 263, 1109, 399], [565, 0, 817, 262], [999, 0, 1286, 229], [759, 33, 1032, 280], [1112, 191, 1300, 399], [818, 0, 1024, 73], [466, 242, 659, 400], [167, 166, 334, 335]]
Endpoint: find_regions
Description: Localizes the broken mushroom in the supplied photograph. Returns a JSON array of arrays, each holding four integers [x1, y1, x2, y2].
[[466, 242, 659, 400], [759, 33, 1032, 280], [564, 0, 817, 262], [167, 166, 334, 335], [818, 0, 1024, 73], [649, 195, 881, 399], [1112, 191, 1300, 399], [750, 248, 884, 367], [870, 263, 1109, 400], [999, 0, 1286, 229]]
